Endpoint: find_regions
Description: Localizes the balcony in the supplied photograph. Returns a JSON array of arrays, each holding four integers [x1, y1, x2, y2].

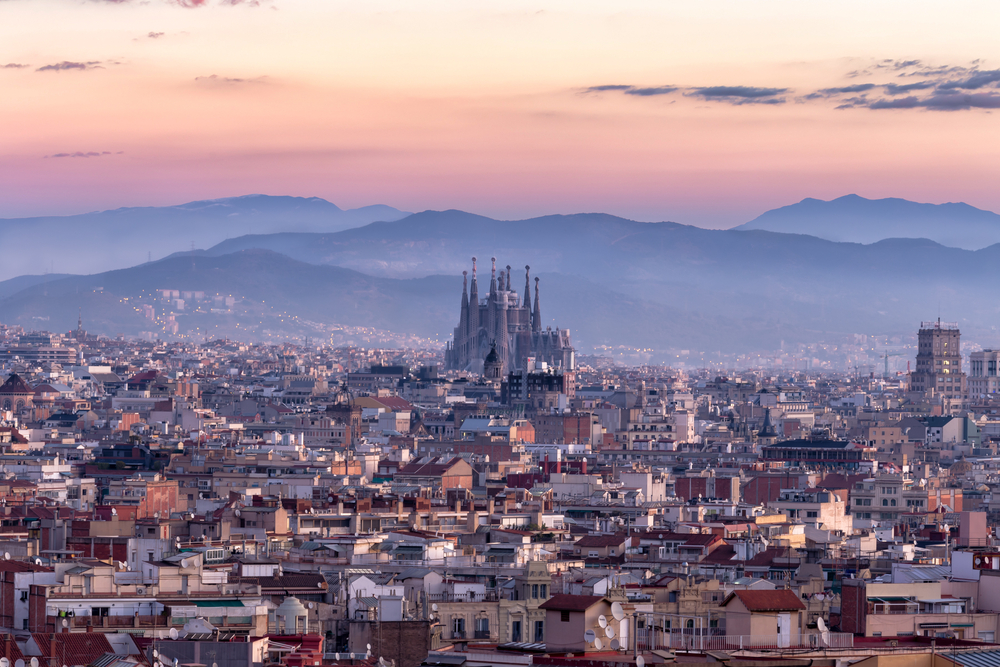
[[474, 630, 491, 640], [428, 592, 499, 603]]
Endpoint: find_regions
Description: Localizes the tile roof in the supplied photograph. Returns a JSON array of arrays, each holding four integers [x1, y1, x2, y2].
[[34, 632, 115, 666], [574, 534, 627, 548], [723, 589, 805, 612], [538, 594, 606, 612]]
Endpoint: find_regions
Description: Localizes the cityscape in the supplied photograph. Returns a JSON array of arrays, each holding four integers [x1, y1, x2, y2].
[[5, 2, 1000, 667]]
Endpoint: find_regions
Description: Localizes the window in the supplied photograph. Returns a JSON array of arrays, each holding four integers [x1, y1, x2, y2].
[[540, 584, 547, 598], [511, 620, 522, 642], [561, 610, 570, 622], [806, 511, 818, 518], [534, 621, 544, 642], [532, 584, 538, 599], [452, 618, 465, 638]]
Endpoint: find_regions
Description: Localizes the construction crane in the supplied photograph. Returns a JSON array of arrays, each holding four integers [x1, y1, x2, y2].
[[883, 351, 904, 379]]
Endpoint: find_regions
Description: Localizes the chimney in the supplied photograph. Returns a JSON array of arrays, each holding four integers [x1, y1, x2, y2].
[[581, 457, 587, 474], [556, 449, 562, 474]]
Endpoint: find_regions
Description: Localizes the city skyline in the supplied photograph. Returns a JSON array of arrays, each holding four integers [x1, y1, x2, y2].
[[2, 0, 1000, 226]]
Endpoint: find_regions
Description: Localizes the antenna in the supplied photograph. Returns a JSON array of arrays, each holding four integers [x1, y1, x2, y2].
[[584, 629, 596, 644], [593, 637, 603, 651], [605, 625, 616, 639], [598, 615, 607, 628], [169, 628, 179, 640], [611, 601, 625, 621]]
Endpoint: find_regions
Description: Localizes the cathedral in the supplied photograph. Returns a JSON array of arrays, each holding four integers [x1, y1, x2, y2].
[[444, 257, 575, 375]]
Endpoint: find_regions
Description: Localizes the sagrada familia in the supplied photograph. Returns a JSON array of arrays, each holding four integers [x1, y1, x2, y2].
[[444, 257, 575, 375]]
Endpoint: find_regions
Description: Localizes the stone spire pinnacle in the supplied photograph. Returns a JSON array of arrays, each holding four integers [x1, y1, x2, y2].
[[460, 270, 469, 334], [468, 258, 480, 348], [490, 257, 497, 296], [524, 266, 531, 310], [532, 276, 541, 332]]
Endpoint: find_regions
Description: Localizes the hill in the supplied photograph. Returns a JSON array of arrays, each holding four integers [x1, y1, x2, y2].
[[0, 195, 409, 281], [735, 194, 1000, 249]]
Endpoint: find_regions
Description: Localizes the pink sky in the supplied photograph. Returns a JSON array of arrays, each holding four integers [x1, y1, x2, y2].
[[2, 0, 999, 227]]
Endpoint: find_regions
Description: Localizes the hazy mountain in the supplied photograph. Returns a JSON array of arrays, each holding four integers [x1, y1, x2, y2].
[[735, 194, 1000, 249], [9, 203, 1000, 354], [0, 274, 74, 300], [0, 249, 776, 352], [0, 195, 409, 281]]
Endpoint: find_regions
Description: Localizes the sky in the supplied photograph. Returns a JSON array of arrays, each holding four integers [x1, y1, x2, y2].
[[2, 0, 1000, 227]]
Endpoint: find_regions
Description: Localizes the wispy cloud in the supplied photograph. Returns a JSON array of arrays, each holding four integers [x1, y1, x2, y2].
[[146, 31, 165, 39], [581, 59, 999, 112], [36, 61, 104, 72], [2, 63, 28, 69], [688, 86, 787, 105], [583, 83, 782, 104], [44, 151, 124, 158], [195, 74, 268, 85]]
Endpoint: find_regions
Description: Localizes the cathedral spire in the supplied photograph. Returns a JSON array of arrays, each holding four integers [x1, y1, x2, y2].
[[468, 257, 480, 351], [532, 276, 541, 332], [460, 270, 469, 333], [489, 257, 497, 296], [524, 266, 531, 310], [498, 269, 505, 293]]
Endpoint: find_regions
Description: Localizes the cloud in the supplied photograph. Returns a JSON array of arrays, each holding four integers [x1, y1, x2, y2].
[[819, 83, 877, 94], [687, 86, 788, 104], [883, 81, 935, 95], [147, 31, 165, 38], [583, 84, 634, 93], [36, 61, 103, 72], [195, 74, 267, 85], [44, 151, 123, 158], [2, 63, 28, 69], [937, 69, 1000, 90], [582, 83, 783, 105], [625, 86, 678, 96]]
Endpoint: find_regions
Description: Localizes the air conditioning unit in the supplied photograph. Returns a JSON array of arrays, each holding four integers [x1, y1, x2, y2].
[[137, 587, 145, 594]]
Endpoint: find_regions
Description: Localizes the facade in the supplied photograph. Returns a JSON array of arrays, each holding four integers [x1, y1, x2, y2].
[[968, 350, 1000, 397], [444, 258, 575, 375], [909, 320, 967, 400]]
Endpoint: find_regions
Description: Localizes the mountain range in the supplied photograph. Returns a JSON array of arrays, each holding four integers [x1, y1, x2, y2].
[[0, 195, 408, 281], [2, 193, 1000, 355], [736, 194, 1000, 250]]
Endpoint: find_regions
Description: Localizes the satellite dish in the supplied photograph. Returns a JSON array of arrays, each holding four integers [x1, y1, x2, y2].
[[817, 617, 828, 632], [636, 657, 645, 667], [611, 601, 625, 621], [62, 619, 68, 628], [431, 603, 438, 612], [235, 509, 241, 517], [169, 627, 179, 640], [605, 625, 616, 639], [328, 496, 334, 503], [14, 661, 23, 667], [213, 663, 218, 667], [152, 650, 159, 658], [610, 639, 620, 650], [816, 593, 825, 601], [30, 659, 38, 667], [1, 657, 11, 667], [593, 637, 603, 651], [3, 552, 8, 561], [34, 558, 42, 566], [366, 644, 372, 652], [308, 602, 315, 609], [584, 629, 596, 643], [598, 615, 608, 628]]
